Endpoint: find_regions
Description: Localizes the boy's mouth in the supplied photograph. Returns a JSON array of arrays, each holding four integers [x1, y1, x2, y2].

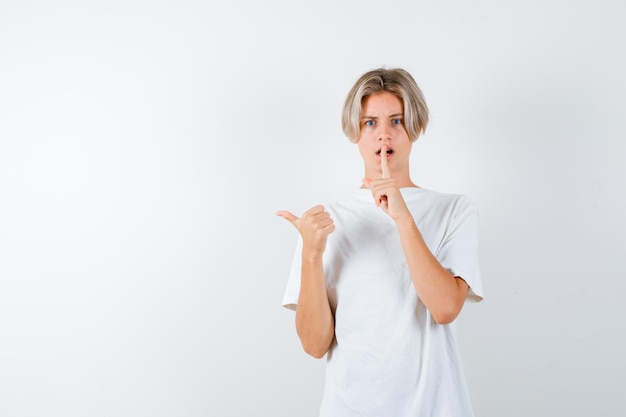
[[376, 147, 393, 156]]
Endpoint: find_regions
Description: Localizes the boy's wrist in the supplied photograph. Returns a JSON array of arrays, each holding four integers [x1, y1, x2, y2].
[[394, 213, 416, 228], [302, 247, 325, 263]]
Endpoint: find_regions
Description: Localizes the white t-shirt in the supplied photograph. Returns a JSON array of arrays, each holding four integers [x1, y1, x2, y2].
[[283, 188, 483, 417]]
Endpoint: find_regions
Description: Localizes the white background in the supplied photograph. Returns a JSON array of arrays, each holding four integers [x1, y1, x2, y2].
[[1, 1, 625, 416]]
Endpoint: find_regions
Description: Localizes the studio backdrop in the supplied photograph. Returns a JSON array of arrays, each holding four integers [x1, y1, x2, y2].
[[0, 1, 624, 416]]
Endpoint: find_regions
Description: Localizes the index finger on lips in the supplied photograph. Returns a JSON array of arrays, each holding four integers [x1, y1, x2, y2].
[[381, 145, 390, 178]]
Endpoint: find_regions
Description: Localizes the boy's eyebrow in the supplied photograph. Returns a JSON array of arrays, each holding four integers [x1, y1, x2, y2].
[[360, 113, 404, 119]]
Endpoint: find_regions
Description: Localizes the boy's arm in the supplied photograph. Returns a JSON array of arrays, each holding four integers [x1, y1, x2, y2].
[[277, 206, 335, 358], [296, 250, 335, 358], [364, 149, 469, 324], [394, 216, 469, 324]]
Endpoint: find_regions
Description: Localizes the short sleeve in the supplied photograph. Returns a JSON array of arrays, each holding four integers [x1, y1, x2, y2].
[[437, 196, 484, 302], [282, 236, 303, 311]]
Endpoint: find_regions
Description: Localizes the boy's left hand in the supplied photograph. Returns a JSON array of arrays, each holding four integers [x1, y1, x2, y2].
[[363, 146, 411, 222]]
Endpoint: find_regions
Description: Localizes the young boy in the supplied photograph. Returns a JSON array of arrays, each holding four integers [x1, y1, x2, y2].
[[277, 68, 483, 417]]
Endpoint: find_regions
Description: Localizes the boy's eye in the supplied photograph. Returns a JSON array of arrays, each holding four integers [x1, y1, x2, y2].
[[392, 118, 403, 125]]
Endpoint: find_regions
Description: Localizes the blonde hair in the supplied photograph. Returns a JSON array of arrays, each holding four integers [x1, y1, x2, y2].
[[341, 68, 429, 143]]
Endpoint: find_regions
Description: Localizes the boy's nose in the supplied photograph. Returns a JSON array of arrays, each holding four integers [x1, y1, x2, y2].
[[378, 128, 392, 142]]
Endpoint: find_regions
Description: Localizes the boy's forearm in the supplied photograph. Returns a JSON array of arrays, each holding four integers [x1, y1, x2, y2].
[[395, 216, 468, 324], [295, 254, 335, 358]]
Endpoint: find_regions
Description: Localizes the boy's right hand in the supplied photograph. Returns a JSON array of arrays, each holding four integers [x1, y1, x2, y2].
[[276, 205, 335, 256]]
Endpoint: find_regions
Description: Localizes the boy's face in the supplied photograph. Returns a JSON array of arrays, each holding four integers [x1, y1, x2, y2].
[[357, 91, 412, 180]]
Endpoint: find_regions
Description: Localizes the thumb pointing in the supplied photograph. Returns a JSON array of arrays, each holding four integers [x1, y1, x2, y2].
[[276, 210, 300, 226]]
